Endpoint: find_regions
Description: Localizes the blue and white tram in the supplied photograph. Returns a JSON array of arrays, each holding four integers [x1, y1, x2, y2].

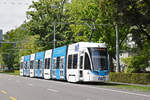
[[44, 49, 52, 79], [20, 42, 109, 82], [23, 55, 30, 77], [30, 54, 35, 77], [35, 51, 45, 78], [20, 56, 24, 76], [66, 42, 109, 82]]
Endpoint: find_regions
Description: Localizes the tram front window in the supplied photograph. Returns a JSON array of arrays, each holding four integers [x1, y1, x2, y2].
[[89, 48, 108, 71]]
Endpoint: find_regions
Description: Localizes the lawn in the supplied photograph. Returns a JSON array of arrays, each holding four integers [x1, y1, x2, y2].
[[98, 82, 150, 92]]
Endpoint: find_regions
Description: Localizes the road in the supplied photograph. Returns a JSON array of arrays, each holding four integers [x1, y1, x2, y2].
[[0, 74, 150, 100]]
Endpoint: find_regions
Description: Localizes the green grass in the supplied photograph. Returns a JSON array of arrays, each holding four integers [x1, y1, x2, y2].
[[112, 84, 150, 92], [98, 82, 150, 92], [0, 70, 19, 76]]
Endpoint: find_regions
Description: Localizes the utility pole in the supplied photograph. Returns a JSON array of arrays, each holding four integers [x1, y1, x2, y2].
[[0, 29, 2, 47], [115, 24, 120, 72], [53, 23, 56, 49]]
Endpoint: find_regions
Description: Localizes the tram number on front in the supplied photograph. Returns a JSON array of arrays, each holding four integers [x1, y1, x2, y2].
[[98, 76, 105, 80]]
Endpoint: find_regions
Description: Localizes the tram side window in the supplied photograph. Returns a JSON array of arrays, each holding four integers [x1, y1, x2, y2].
[[35, 61, 37, 69], [60, 58, 64, 69], [25, 62, 27, 69], [56, 57, 60, 69], [27, 62, 29, 69], [30, 61, 34, 69], [38, 60, 40, 69], [47, 58, 50, 69], [73, 54, 78, 69], [80, 56, 83, 69], [84, 53, 91, 70], [28, 61, 31, 69], [41, 60, 43, 69], [68, 55, 72, 69], [20, 62, 23, 69], [44, 59, 47, 69], [53, 59, 56, 69]]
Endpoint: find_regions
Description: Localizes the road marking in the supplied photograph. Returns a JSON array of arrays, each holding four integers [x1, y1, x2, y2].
[[8, 78, 12, 80], [86, 98, 91, 100], [49, 81, 150, 98], [70, 84, 150, 98], [16, 80, 20, 83], [15, 76, 150, 98], [97, 87, 150, 98], [28, 83, 33, 86], [48, 88, 59, 93], [10, 96, 17, 100], [1, 90, 7, 94]]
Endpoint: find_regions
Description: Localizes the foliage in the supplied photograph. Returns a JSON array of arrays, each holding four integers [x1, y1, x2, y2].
[[66, 0, 129, 59], [26, 0, 73, 49], [0, 24, 40, 70], [110, 72, 150, 84], [122, 42, 150, 73]]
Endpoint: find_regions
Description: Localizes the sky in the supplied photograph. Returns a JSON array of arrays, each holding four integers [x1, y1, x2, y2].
[[0, 0, 37, 34]]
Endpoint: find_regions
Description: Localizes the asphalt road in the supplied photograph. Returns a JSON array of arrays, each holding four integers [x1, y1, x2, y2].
[[0, 74, 150, 100]]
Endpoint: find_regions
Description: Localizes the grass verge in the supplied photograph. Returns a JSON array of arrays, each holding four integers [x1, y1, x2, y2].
[[0, 70, 19, 76], [98, 82, 150, 92], [112, 84, 150, 92]]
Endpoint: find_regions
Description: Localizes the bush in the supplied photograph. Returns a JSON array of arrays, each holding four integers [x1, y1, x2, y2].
[[109, 72, 150, 84], [121, 55, 149, 73]]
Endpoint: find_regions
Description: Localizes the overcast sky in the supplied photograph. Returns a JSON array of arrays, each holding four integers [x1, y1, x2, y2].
[[0, 0, 37, 34]]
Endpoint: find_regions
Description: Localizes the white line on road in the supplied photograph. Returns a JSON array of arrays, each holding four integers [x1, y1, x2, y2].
[[45, 81, 150, 98], [48, 88, 59, 93], [16, 80, 20, 83], [28, 83, 33, 86], [70, 83, 150, 98], [7, 75, 149, 98], [97, 87, 150, 98], [86, 98, 91, 100], [8, 78, 12, 80]]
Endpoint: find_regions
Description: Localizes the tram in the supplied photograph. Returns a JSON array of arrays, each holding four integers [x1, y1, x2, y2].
[[20, 42, 109, 82]]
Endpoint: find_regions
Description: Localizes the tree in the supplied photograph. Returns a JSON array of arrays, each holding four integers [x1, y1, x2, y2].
[[65, 0, 129, 72], [115, 0, 150, 49], [26, 0, 73, 49]]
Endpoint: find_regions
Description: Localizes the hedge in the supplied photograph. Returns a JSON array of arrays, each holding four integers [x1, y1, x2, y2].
[[109, 72, 150, 85]]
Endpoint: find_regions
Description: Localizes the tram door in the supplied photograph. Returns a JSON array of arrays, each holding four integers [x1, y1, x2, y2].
[[79, 51, 91, 81], [79, 52, 84, 80]]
